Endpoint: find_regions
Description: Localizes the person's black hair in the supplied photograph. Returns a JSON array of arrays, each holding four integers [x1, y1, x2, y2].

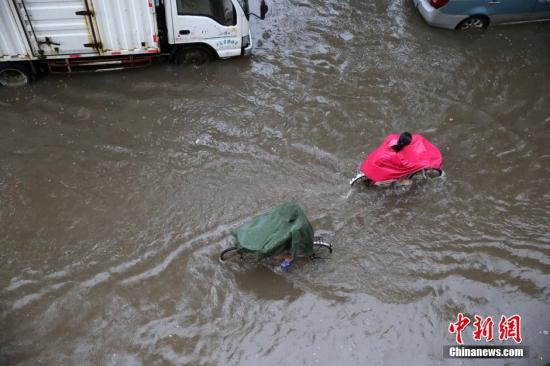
[[392, 132, 412, 152]]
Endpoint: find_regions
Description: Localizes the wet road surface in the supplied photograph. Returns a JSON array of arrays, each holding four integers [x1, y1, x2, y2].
[[1, 1, 550, 365]]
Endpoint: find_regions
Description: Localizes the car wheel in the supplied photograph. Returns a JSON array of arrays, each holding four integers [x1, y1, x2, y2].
[[457, 16, 489, 31], [174, 47, 211, 66], [0, 62, 33, 87]]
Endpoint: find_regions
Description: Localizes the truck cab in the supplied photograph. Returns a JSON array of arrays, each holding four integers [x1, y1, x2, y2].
[[164, 0, 259, 64]]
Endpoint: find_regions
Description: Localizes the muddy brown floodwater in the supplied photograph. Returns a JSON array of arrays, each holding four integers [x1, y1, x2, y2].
[[1, 1, 550, 365]]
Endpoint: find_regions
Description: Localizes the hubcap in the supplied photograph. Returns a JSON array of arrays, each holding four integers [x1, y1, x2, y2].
[[461, 18, 484, 30], [0, 68, 28, 87]]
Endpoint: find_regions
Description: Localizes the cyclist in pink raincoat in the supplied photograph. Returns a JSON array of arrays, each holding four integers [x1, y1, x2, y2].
[[351, 132, 444, 187]]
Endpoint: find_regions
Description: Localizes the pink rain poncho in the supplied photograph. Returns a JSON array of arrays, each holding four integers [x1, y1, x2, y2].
[[360, 134, 443, 183]]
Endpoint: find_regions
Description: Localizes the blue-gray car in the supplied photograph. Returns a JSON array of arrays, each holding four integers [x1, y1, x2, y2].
[[413, 0, 550, 30]]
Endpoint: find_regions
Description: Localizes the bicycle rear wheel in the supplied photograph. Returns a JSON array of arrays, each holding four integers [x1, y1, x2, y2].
[[312, 238, 333, 258], [410, 168, 443, 180]]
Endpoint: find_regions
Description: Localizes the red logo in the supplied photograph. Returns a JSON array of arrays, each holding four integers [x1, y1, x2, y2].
[[449, 312, 470, 345], [473, 315, 494, 342], [498, 315, 522, 344], [449, 314, 522, 344]]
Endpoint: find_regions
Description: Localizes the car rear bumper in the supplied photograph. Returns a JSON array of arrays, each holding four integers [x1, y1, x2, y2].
[[413, 0, 466, 29]]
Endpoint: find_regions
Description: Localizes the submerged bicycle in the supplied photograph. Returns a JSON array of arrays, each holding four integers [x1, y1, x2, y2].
[[220, 236, 333, 262], [219, 202, 333, 269], [350, 168, 445, 188]]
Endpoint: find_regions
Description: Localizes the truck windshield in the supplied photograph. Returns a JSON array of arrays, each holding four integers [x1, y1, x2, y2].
[[236, 0, 250, 19]]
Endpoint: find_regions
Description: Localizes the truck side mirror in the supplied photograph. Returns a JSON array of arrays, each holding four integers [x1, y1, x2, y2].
[[260, 0, 268, 19]]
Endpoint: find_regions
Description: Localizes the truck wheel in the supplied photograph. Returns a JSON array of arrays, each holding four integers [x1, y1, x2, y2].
[[174, 47, 211, 66], [0, 62, 33, 87], [457, 15, 489, 31]]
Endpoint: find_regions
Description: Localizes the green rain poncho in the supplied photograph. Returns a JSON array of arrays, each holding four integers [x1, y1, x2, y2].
[[231, 202, 314, 259]]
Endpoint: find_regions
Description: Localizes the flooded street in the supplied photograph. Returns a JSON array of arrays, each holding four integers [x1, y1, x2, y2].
[[1, 0, 550, 364]]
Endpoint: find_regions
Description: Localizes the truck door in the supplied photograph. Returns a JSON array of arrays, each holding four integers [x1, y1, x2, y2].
[[170, 0, 242, 58], [13, 0, 100, 56]]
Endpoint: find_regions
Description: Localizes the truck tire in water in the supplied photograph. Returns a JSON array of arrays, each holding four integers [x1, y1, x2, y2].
[[0, 62, 33, 87], [175, 47, 212, 66]]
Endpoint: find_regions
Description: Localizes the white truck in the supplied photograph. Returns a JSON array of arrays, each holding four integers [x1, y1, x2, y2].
[[0, 0, 268, 86]]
